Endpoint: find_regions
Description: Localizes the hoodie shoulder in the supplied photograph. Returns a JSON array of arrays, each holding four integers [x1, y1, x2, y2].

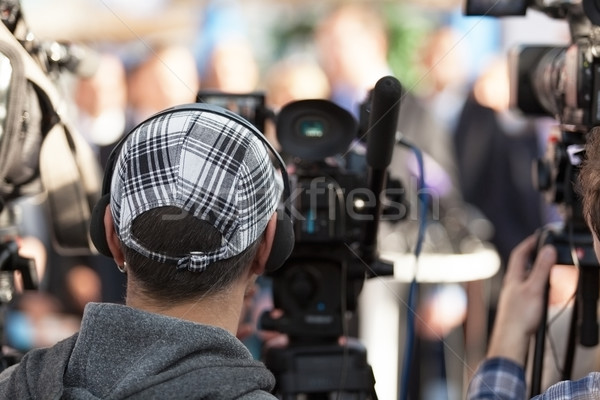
[[0, 334, 78, 399]]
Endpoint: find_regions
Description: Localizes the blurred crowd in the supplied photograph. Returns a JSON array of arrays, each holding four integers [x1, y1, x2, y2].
[[1, 1, 578, 399]]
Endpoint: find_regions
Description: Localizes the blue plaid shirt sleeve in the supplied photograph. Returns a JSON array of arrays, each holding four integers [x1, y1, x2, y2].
[[534, 371, 600, 399], [467, 357, 526, 399], [467, 357, 600, 399]]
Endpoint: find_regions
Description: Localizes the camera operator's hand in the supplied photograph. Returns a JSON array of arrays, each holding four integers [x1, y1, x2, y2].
[[487, 235, 556, 366]]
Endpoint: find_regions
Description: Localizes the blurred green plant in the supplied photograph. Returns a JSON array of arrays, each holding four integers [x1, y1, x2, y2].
[[383, 3, 434, 92]]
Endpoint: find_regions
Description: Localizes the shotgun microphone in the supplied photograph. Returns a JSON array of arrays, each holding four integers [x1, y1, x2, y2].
[[361, 75, 402, 275]]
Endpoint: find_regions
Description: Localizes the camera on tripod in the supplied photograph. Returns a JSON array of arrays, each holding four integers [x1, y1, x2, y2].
[[466, 0, 600, 392], [199, 76, 405, 398]]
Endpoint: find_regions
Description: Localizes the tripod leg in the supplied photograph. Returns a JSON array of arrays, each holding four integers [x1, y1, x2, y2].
[[530, 279, 550, 397], [561, 295, 578, 380]]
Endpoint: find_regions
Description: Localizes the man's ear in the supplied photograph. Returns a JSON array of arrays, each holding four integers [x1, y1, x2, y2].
[[104, 205, 125, 266], [250, 213, 278, 276]]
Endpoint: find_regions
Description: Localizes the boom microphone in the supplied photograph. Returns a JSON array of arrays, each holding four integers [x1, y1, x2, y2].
[[361, 75, 402, 274]]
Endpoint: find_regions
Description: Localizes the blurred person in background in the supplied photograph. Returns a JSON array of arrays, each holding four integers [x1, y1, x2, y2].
[[74, 52, 128, 168], [314, 3, 390, 120], [126, 43, 199, 125], [453, 58, 549, 269], [413, 25, 470, 137], [264, 55, 330, 111], [200, 38, 259, 93], [67, 53, 130, 312], [193, 0, 259, 93]]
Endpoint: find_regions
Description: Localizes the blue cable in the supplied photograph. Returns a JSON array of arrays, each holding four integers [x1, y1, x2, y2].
[[397, 137, 428, 400]]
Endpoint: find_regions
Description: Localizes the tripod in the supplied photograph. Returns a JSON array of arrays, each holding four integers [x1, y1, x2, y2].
[[529, 226, 598, 397]]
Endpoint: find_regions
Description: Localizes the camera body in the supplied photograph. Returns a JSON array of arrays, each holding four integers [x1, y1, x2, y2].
[[269, 99, 384, 341], [198, 91, 402, 341], [275, 99, 368, 245]]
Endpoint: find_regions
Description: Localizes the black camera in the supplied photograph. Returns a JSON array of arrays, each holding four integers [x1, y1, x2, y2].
[[197, 90, 405, 341], [266, 99, 373, 341], [271, 96, 406, 342]]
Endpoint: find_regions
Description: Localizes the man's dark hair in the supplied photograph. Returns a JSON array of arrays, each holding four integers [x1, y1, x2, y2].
[[122, 206, 262, 306], [579, 128, 600, 240]]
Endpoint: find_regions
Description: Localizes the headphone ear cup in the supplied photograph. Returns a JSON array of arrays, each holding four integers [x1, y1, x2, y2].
[[265, 212, 294, 272], [89, 194, 113, 257]]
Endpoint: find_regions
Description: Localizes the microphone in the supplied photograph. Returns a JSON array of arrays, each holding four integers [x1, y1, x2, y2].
[[366, 76, 402, 169], [361, 75, 402, 275]]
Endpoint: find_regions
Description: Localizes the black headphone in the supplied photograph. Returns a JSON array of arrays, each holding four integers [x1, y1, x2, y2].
[[89, 103, 295, 272]]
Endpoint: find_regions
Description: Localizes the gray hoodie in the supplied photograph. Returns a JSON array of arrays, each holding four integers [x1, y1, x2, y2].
[[0, 303, 277, 399]]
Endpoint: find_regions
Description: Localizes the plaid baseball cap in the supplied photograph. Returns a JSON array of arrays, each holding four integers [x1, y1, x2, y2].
[[109, 107, 283, 272]]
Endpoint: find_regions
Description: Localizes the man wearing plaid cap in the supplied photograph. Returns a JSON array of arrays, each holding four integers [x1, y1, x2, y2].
[[0, 106, 282, 398]]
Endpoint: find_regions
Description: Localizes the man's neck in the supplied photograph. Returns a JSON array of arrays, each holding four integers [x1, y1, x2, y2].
[[125, 283, 246, 336]]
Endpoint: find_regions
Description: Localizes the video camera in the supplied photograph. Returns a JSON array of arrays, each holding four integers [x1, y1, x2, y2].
[[199, 76, 405, 398], [199, 86, 405, 340]]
